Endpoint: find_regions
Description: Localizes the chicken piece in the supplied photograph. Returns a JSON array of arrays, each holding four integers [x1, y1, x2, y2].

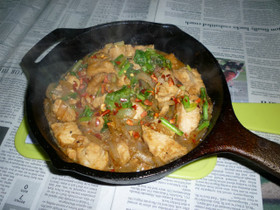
[[173, 67, 205, 95], [108, 44, 135, 60], [176, 103, 200, 136], [134, 45, 154, 51], [117, 75, 130, 87], [86, 73, 106, 95], [77, 142, 109, 170], [51, 122, 82, 147], [65, 74, 80, 88], [66, 148, 77, 161], [155, 82, 180, 104], [165, 53, 185, 70], [132, 102, 146, 120], [87, 60, 115, 78], [52, 99, 76, 122], [91, 94, 106, 109], [158, 103, 170, 117], [142, 125, 187, 163], [116, 141, 131, 166]]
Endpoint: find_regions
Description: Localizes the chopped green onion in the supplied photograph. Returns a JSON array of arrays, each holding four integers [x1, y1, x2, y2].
[[79, 116, 91, 122], [200, 87, 207, 99], [80, 105, 94, 118], [182, 95, 197, 112], [160, 117, 184, 136], [136, 93, 146, 101], [186, 64, 192, 71], [134, 49, 172, 73], [200, 87, 209, 120], [198, 120, 209, 131], [203, 103, 208, 120], [182, 95, 190, 109], [118, 62, 131, 76], [185, 103, 197, 112]]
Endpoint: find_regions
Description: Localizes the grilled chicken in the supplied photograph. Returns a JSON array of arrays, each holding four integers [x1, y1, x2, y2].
[[155, 81, 180, 104], [176, 103, 200, 136], [108, 44, 135, 60], [51, 122, 82, 147], [87, 60, 115, 78], [173, 67, 205, 95], [142, 125, 187, 163], [52, 99, 76, 122], [116, 141, 131, 165], [77, 142, 109, 170], [86, 73, 106, 95]]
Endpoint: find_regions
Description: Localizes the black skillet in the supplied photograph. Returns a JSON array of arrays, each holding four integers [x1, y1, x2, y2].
[[20, 21, 280, 185]]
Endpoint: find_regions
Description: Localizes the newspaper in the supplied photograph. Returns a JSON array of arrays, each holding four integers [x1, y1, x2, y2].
[[0, 0, 279, 209]]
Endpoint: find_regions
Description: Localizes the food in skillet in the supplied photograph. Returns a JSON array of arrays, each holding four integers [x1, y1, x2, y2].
[[44, 42, 212, 172]]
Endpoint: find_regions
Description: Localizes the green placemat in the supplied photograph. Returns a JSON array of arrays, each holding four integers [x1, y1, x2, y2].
[[232, 103, 280, 135]]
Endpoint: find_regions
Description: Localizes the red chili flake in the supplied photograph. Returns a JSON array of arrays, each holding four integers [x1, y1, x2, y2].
[[166, 74, 171, 77], [115, 61, 121, 65], [126, 119, 134, 126], [79, 84, 86, 90], [140, 89, 146, 94], [195, 98, 201, 103], [133, 131, 140, 139], [81, 92, 87, 97], [140, 111, 147, 118], [144, 99, 152, 106], [184, 133, 188, 137], [76, 101, 82, 108], [78, 71, 84, 77], [94, 133, 102, 139], [135, 98, 142, 102], [161, 74, 166, 80], [90, 94, 95, 100], [101, 109, 110, 116], [91, 55, 97, 59], [103, 75, 109, 83], [192, 139, 196, 144], [101, 83, 106, 94], [151, 74, 158, 82], [172, 97, 180, 105], [132, 105, 137, 110], [168, 77, 174, 86], [110, 168, 115, 172], [113, 109, 119, 115], [73, 81, 78, 91], [114, 102, 121, 108], [169, 118, 175, 124]]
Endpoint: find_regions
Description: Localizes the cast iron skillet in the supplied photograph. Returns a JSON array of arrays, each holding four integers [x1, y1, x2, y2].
[[20, 21, 280, 185]]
